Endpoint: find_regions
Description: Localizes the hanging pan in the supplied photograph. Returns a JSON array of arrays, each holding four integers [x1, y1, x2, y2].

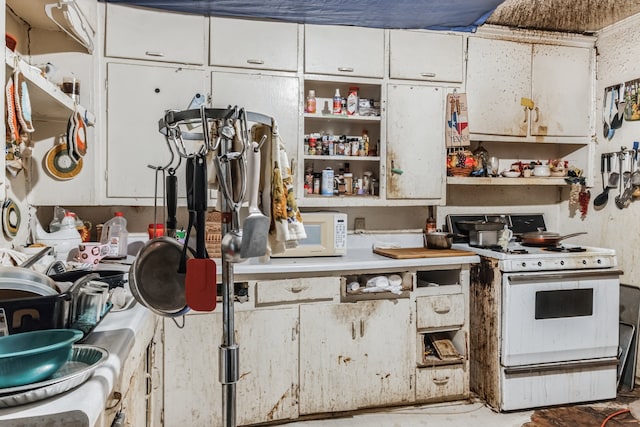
[[129, 155, 193, 317]]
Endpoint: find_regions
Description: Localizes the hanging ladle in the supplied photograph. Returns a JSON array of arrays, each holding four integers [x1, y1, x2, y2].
[[593, 153, 620, 208], [593, 153, 611, 208]]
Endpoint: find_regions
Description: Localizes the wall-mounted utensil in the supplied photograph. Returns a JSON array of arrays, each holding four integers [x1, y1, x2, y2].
[[240, 137, 269, 259], [593, 154, 610, 208]]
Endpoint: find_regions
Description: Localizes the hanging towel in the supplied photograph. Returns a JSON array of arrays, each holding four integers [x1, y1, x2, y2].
[[251, 120, 305, 255]]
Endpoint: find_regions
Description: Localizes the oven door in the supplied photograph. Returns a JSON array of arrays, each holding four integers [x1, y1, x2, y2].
[[501, 269, 621, 366]]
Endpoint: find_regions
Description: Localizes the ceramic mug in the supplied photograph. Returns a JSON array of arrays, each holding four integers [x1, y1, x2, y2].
[[75, 242, 109, 265]]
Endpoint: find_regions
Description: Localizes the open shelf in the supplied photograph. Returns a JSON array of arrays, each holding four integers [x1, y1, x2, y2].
[[5, 48, 95, 124]]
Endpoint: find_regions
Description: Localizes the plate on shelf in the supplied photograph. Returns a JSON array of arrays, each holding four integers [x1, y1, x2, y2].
[[0, 345, 108, 408], [501, 171, 521, 178]]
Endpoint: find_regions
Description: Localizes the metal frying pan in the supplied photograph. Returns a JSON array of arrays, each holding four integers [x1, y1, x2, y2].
[[129, 237, 194, 317], [520, 231, 587, 246]]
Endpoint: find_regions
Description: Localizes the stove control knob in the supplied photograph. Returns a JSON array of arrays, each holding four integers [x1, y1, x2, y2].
[[597, 259, 602, 264], [582, 259, 587, 265], [521, 262, 527, 268], [560, 260, 565, 265], [537, 261, 542, 267]]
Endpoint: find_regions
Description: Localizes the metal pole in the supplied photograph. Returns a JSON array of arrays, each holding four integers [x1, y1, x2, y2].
[[218, 128, 238, 427]]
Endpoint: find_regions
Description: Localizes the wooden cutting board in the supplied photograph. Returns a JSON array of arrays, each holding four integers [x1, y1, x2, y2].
[[373, 247, 476, 259]]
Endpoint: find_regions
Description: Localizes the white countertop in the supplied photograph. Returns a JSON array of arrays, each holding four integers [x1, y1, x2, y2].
[[0, 233, 479, 425], [228, 232, 480, 280], [0, 302, 156, 427]]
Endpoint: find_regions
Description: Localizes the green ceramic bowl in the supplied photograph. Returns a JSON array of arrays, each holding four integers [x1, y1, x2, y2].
[[0, 329, 83, 388]]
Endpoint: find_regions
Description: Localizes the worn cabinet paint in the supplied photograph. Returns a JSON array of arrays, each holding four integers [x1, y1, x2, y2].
[[386, 84, 445, 201], [106, 62, 206, 200], [211, 71, 300, 159], [466, 37, 532, 137], [467, 37, 591, 138], [298, 299, 415, 414], [163, 308, 298, 426]]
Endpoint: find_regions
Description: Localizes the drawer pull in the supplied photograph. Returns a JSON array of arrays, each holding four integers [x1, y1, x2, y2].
[[247, 59, 265, 65], [432, 376, 450, 385], [289, 286, 308, 293], [145, 51, 165, 57], [433, 301, 451, 314], [360, 319, 365, 337], [338, 67, 354, 72], [420, 72, 436, 78], [352, 321, 356, 340]]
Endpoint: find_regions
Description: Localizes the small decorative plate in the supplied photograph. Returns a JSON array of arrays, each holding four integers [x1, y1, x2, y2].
[[2, 198, 20, 238], [45, 143, 82, 180]]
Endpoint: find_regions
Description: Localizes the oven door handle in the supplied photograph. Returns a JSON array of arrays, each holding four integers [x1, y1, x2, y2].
[[507, 270, 623, 283], [504, 357, 618, 375]]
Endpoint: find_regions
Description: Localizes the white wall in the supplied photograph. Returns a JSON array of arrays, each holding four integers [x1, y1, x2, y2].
[[577, 13, 640, 287]]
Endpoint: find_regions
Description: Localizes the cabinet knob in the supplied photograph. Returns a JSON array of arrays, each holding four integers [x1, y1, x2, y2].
[[145, 51, 165, 57], [337, 67, 354, 73], [420, 72, 436, 78], [246, 59, 265, 65], [154, 88, 161, 94]]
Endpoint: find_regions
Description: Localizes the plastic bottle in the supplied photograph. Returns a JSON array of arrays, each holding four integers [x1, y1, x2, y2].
[[306, 90, 317, 114], [426, 207, 437, 234], [347, 87, 359, 116], [60, 212, 77, 230], [333, 89, 342, 114], [101, 212, 129, 259]]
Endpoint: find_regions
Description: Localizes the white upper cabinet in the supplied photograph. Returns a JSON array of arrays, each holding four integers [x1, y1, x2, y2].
[[386, 84, 445, 201], [466, 37, 532, 137], [304, 24, 384, 78], [389, 31, 464, 83], [530, 44, 592, 137], [466, 36, 592, 139], [105, 3, 206, 65], [210, 17, 299, 72]]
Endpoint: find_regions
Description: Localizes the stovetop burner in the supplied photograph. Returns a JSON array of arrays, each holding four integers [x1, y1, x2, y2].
[[477, 245, 529, 254], [543, 246, 587, 253]]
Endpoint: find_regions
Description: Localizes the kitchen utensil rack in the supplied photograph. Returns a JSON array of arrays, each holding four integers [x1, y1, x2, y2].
[[158, 105, 271, 427]]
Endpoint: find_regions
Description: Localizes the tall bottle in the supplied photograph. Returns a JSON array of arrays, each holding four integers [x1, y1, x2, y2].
[[101, 212, 129, 259], [333, 89, 342, 114]]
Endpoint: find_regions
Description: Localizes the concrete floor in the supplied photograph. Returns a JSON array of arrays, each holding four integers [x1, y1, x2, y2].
[[283, 400, 534, 427]]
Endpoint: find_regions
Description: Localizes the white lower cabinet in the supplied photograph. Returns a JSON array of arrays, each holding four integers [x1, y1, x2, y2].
[[163, 308, 298, 426], [298, 299, 415, 414], [416, 365, 466, 401]]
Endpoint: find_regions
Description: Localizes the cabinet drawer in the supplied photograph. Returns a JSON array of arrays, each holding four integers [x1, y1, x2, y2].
[[304, 24, 384, 78], [210, 18, 298, 71], [389, 30, 463, 82], [105, 3, 206, 64], [416, 294, 464, 329], [255, 277, 339, 304], [415, 366, 466, 401]]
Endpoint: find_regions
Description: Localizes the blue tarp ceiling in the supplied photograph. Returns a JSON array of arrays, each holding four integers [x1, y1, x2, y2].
[[102, 0, 506, 32]]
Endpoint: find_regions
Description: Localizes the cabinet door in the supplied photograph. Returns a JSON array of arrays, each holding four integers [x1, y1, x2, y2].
[[211, 71, 300, 157], [106, 63, 206, 200], [163, 308, 298, 426], [386, 84, 445, 200], [530, 44, 592, 137], [389, 30, 464, 83], [466, 37, 532, 136], [210, 17, 299, 71], [299, 299, 415, 414], [304, 24, 384, 78], [105, 3, 206, 64]]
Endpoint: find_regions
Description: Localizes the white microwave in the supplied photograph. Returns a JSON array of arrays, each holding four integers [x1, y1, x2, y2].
[[272, 212, 347, 257]]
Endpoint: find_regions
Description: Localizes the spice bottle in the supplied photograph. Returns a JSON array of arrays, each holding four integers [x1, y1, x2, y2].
[[347, 87, 359, 116], [306, 90, 317, 114], [333, 89, 342, 114], [426, 207, 437, 234]]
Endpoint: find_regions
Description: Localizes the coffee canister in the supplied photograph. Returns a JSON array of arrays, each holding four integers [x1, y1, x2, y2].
[[321, 167, 334, 196]]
